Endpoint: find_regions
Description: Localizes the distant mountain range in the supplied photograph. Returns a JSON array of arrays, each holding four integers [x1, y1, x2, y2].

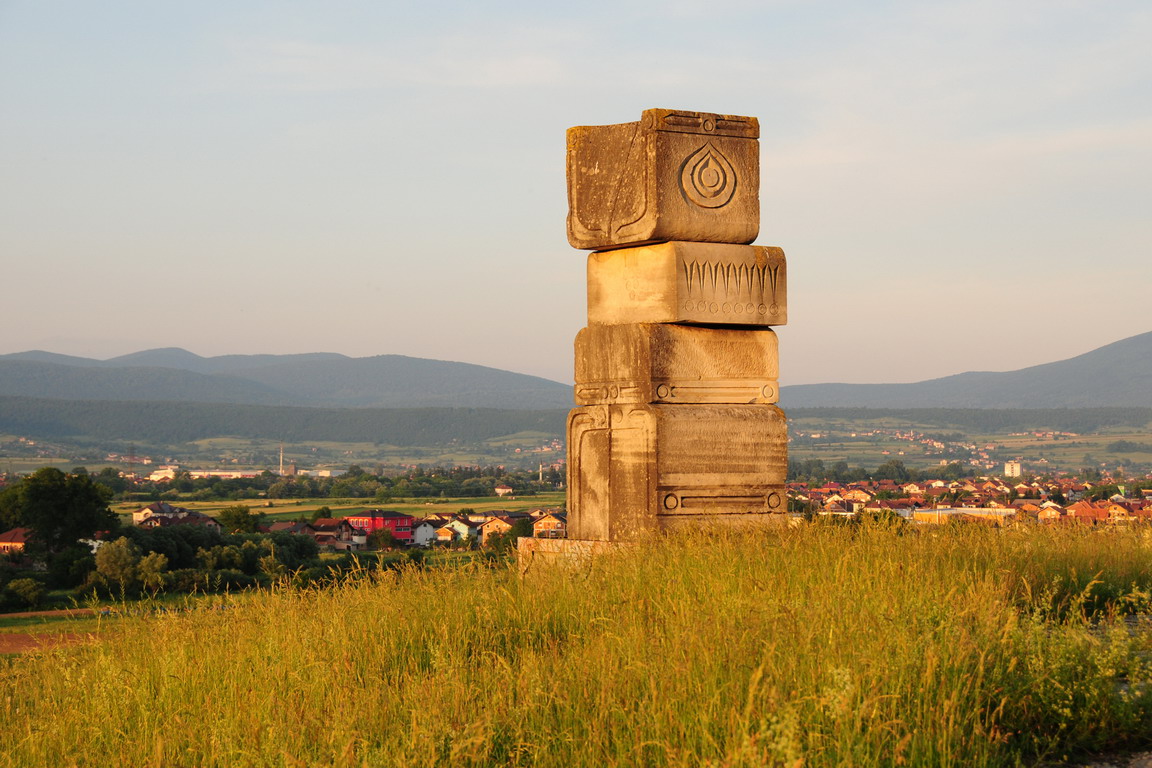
[[780, 331, 1152, 408], [0, 349, 574, 410], [1, 330, 1149, 413]]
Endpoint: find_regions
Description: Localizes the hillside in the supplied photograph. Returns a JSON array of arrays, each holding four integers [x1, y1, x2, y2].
[[781, 330, 1152, 408], [0, 360, 297, 405], [0, 395, 568, 445], [0, 349, 574, 409]]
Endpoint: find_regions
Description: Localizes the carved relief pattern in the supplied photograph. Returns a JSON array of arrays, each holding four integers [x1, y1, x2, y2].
[[680, 257, 782, 316], [680, 143, 736, 209], [657, 489, 785, 515], [576, 380, 778, 406]]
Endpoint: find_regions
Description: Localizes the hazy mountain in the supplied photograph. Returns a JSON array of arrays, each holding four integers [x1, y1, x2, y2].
[[0, 360, 299, 405], [0, 349, 574, 409], [0, 395, 567, 445], [781, 330, 1152, 408], [2, 350, 105, 367], [103, 348, 347, 374]]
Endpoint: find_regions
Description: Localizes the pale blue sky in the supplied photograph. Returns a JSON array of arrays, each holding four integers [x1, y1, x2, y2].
[[2, 1, 1149, 385]]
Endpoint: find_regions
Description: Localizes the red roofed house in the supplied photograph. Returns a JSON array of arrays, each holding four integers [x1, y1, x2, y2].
[[137, 508, 222, 532], [436, 518, 481, 544], [1064, 501, 1109, 525], [344, 510, 414, 545], [310, 518, 365, 551], [479, 516, 514, 546], [0, 528, 30, 556], [532, 512, 567, 539]]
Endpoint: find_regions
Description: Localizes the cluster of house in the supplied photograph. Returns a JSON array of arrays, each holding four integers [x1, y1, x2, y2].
[[0, 501, 568, 559], [132, 501, 222, 530], [792, 476, 1152, 526], [10, 472, 1152, 562], [133, 501, 567, 551], [267, 507, 567, 551]]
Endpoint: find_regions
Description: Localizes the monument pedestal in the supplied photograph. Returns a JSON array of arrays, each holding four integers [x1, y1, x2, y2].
[[567, 403, 787, 541], [562, 108, 789, 546]]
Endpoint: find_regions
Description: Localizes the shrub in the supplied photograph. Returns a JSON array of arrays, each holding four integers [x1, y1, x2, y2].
[[6, 577, 45, 609]]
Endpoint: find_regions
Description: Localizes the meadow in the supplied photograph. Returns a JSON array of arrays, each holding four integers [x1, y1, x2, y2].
[[5, 525, 1152, 767], [788, 411, 1152, 474], [109, 491, 567, 523]]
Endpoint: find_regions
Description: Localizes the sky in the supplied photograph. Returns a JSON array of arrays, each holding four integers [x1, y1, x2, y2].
[[1, 1, 1149, 386]]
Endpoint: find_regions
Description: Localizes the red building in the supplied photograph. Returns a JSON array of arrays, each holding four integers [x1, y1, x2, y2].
[[344, 510, 415, 544]]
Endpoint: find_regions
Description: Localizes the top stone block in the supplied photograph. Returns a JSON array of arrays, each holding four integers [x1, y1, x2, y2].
[[566, 108, 759, 250]]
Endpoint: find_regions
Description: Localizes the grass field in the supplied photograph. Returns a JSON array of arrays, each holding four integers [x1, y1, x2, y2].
[[110, 492, 566, 522], [5, 526, 1152, 767], [788, 414, 1152, 474]]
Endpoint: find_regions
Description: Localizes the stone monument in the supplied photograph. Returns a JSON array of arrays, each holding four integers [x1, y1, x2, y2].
[[562, 108, 789, 542]]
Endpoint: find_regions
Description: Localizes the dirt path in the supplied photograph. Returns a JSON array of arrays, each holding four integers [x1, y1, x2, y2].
[[0, 631, 92, 655], [0, 607, 107, 655], [1, 607, 98, 620]]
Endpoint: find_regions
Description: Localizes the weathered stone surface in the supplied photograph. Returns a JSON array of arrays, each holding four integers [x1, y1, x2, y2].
[[574, 323, 779, 405], [588, 241, 786, 326], [567, 108, 759, 250], [566, 404, 787, 541], [516, 537, 629, 572]]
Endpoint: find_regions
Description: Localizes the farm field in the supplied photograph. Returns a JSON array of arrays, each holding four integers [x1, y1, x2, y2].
[[5, 526, 1152, 767], [788, 411, 1152, 474], [0, 429, 566, 476], [110, 492, 565, 522]]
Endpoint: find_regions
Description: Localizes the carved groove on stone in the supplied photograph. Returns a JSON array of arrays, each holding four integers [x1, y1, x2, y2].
[[656, 487, 786, 515], [610, 125, 649, 237], [680, 143, 737, 209], [574, 378, 778, 406]]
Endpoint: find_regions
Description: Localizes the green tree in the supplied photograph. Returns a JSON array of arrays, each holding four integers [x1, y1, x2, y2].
[[95, 467, 130, 495], [944, 489, 971, 507], [369, 528, 396, 550], [487, 518, 534, 554], [137, 552, 169, 595], [95, 537, 142, 590], [0, 468, 117, 558], [6, 578, 45, 609], [259, 553, 287, 579], [46, 544, 97, 588], [217, 505, 264, 534], [873, 460, 912, 483]]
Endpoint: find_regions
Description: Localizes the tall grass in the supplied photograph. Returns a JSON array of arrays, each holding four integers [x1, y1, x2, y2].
[[4, 526, 1152, 767]]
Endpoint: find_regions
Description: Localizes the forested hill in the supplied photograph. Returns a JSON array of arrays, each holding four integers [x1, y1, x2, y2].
[[781, 330, 1152, 408], [0, 349, 574, 409], [0, 396, 568, 445]]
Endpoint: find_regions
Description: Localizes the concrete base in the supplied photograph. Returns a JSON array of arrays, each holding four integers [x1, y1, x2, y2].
[[567, 403, 787, 541], [515, 537, 630, 573]]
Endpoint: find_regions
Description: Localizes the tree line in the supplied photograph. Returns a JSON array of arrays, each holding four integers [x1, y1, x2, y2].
[[0, 468, 417, 611], [77, 463, 563, 503], [0, 395, 567, 445], [789, 407, 1152, 433]]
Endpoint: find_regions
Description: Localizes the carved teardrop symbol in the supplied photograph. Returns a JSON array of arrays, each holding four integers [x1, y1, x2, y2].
[[680, 142, 736, 208]]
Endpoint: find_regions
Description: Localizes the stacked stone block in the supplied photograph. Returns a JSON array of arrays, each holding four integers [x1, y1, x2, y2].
[[565, 108, 788, 541]]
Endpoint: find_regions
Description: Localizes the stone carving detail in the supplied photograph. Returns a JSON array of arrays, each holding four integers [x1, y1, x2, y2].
[[587, 241, 787, 327], [566, 404, 788, 540], [574, 324, 779, 406], [559, 108, 790, 546], [680, 143, 736, 209], [566, 108, 759, 250]]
